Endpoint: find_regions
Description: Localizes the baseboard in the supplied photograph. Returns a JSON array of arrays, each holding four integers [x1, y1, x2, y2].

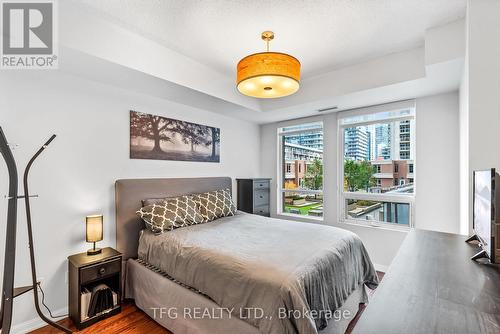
[[374, 263, 389, 273], [11, 307, 68, 334]]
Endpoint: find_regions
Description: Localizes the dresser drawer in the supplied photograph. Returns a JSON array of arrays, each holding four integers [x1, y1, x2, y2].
[[254, 205, 270, 216], [253, 180, 270, 189], [254, 190, 269, 207], [80, 258, 121, 284]]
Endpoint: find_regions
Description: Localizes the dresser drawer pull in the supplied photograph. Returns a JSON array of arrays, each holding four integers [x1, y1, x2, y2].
[[99, 267, 106, 275]]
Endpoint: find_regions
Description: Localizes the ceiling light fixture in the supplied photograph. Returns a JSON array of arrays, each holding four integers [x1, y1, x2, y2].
[[236, 31, 300, 99]]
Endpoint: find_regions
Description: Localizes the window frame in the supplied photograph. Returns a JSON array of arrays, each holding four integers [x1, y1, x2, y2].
[[338, 107, 416, 230], [278, 122, 324, 220]]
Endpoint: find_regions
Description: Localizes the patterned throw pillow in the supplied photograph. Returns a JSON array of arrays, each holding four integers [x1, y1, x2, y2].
[[136, 196, 204, 233], [194, 188, 236, 222], [142, 196, 179, 207]]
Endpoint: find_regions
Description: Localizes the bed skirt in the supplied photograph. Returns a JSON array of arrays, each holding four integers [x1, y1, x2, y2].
[[126, 259, 368, 334]]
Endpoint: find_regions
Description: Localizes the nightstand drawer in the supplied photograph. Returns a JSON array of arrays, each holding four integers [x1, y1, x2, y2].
[[80, 258, 120, 284]]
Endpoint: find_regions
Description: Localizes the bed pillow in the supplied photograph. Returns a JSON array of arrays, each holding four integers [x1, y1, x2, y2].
[[194, 188, 236, 222], [142, 196, 178, 207], [136, 195, 204, 233]]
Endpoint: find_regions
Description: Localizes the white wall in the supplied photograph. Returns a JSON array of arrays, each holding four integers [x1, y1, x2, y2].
[[260, 92, 460, 268], [416, 92, 460, 233], [462, 0, 500, 234], [0, 71, 260, 332]]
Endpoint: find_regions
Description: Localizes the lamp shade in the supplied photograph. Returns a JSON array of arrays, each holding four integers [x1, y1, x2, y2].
[[86, 215, 103, 243], [236, 52, 300, 98]]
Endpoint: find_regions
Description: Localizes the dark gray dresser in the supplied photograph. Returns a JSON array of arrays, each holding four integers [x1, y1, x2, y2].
[[236, 178, 271, 217]]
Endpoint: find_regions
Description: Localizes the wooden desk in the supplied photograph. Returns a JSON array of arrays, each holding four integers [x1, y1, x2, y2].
[[353, 229, 500, 334]]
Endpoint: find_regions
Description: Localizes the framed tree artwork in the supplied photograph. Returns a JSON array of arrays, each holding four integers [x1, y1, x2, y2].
[[130, 111, 220, 162]]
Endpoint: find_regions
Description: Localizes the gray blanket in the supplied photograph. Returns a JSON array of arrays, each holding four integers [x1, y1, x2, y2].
[[138, 212, 378, 334]]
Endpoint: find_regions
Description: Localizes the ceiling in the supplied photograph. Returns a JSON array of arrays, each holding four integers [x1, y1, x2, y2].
[[77, 0, 466, 79]]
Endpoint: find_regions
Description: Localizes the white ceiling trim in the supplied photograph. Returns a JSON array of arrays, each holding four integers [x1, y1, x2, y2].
[[75, 0, 466, 78], [60, 1, 261, 112], [58, 1, 465, 124]]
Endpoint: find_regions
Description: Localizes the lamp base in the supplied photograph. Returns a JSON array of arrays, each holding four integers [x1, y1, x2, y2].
[[87, 248, 102, 256]]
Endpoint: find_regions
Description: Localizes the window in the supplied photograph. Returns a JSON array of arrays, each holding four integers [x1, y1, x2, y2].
[[399, 120, 410, 134], [400, 151, 410, 159], [340, 107, 415, 228], [279, 122, 323, 218], [345, 199, 410, 225], [400, 143, 410, 151]]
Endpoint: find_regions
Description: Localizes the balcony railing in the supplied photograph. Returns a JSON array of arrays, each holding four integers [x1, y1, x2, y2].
[[373, 173, 394, 179]]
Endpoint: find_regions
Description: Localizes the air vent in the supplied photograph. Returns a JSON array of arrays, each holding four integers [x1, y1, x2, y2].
[[317, 106, 338, 112]]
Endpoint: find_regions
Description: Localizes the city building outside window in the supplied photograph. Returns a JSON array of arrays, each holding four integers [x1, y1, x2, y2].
[[339, 105, 415, 228], [279, 122, 324, 219]]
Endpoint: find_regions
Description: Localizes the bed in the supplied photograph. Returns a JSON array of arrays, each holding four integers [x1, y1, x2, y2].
[[116, 177, 378, 334]]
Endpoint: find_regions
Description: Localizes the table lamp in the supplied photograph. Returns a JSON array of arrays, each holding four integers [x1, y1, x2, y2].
[[86, 215, 103, 255]]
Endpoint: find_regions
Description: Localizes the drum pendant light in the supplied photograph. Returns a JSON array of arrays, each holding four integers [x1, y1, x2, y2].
[[236, 31, 300, 98]]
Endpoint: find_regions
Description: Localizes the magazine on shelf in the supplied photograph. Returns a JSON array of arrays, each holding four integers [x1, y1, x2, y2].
[[80, 284, 118, 322]]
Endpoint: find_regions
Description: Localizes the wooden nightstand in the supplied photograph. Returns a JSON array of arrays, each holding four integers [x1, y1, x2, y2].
[[68, 247, 122, 330]]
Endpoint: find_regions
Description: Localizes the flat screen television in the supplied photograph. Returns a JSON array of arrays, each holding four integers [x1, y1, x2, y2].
[[471, 168, 499, 263]]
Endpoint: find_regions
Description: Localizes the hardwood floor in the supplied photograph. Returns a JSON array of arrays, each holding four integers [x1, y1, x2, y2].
[[29, 302, 172, 334], [31, 272, 384, 334], [345, 271, 384, 334]]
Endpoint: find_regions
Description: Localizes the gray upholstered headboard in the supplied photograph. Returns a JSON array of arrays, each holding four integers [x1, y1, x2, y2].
[[115, 177, 232, 261]]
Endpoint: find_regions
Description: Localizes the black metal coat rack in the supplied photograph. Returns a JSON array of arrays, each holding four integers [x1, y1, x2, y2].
[[0, 127, 71, 333]]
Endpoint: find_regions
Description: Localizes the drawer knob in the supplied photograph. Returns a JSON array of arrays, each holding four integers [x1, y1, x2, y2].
[[99, 267, 106, 275], [259, 195, 263, 198]]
